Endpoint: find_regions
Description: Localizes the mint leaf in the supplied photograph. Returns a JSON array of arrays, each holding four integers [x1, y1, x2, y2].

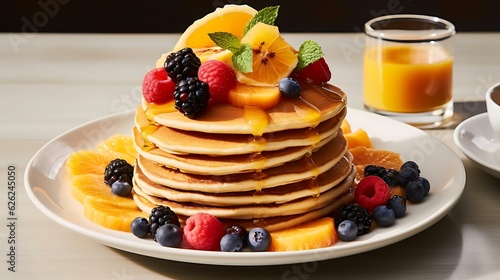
[[296, 40, 324, 70], [208, 32, 241, 53], [232, 44, 253, 73], [242, 6, 279, 36]]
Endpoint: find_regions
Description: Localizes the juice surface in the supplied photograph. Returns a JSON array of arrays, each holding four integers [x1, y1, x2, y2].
[[363, 45, 453, 113]]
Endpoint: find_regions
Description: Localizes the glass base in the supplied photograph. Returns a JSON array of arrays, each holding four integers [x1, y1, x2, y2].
[[364, 102, 454, 129]]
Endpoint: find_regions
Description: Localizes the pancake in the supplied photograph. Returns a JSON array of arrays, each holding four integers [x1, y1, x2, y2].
[[135, 106, 346, 156], [133, 190, 354, 232], [135, 132, 347, 193], [133, 151, 353, 206], [132, 166, 356, 219], [149, 83, 346, 135]]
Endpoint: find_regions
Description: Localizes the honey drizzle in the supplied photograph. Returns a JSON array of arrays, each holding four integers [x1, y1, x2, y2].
[[304, 151, 321, 197], [140, 101, 175, 151], [243, 106, 269, 137], [291, 97, 322, 126]]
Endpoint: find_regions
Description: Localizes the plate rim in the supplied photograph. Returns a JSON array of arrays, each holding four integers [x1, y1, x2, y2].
[[453, 112, 500, 174], [24, 107, 466, 266]]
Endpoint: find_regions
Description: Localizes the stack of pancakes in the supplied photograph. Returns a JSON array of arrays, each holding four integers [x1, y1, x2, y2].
[[131, 83, 356, 232]]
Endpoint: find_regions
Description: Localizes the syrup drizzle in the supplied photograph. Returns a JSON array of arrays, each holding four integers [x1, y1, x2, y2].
[[243, 106, 269, 137]]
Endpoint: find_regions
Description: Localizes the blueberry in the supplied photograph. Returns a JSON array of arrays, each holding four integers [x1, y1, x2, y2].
[[279, 78, 301, 98], [388, 195, 407, 218], [405, 180, 426, 203], [337, 220, 358, 241], [415, 176, 431, 195], [220, 233, 244, 252], [155, 224, 183, 248], [247, 227, 271, 252], [395, 167, 419, 187], [111, 180, 132, 197], [382, 168, 399, 187], [401, 161, 420, 176], [226, 225, 247, 244], [373, 205, 395, 227], [130, 217, 149, 238]]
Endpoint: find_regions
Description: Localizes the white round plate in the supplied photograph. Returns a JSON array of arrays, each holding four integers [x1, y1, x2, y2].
[[25, 108, 465, 266], [454, 112, 500, 179]]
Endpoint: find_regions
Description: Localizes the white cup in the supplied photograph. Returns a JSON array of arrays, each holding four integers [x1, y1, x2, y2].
[[485, 82, 500, 140]]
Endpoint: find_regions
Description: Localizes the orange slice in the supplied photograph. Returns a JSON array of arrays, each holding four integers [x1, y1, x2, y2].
[[95, 134, 137, 164], [345, 128, 372, 150], [350, 146, 403, 181], [173, 4, 257, 51], [83, 197, 145, 232], [237, 23, 298, 86], [268, 217, 338, 251], [65, 150, 115, 179]]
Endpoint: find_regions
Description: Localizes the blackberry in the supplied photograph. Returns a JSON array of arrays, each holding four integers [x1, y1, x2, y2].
[[364, 165, 386, 178], [382, 168, 399, 187], [104, 159, 134, 187], [164, 47, 201, 82], [334, 203, 372, 235], [149, 205, 180, 240], [174, 77, 210, 118]]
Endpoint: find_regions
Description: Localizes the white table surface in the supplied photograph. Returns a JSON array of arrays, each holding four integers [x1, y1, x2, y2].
[[1, 32, 500, 280]]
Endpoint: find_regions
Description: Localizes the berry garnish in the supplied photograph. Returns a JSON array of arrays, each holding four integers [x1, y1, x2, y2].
[[373, 205, 396, 227], [149, 205, 180, 240], [415, 176, 431, 195], [279, 77, 302, 98], [183, 212, 226, 251], [198, 60, 237, 105], [155, 224, 183, 248], [247, 227, 271, 252], [142, 67, 176, 104], [355, 175, 391, 213], [111, 180, 132, 197], [395, 167, 419, 187], [388, 195, 407, 218], [174, 77, 210, 119], [405, 180, 426, 203], [337, 220, 358, 241], [164, 47, 201, 82], [220, 233, 244, 252], [130, 217, 149, 238], [226, 225, 247, 244], [401, 160, 421, 176], [334, 203, 372, 236], [295, 57, 331, 83], [104, 158, 134, 187]]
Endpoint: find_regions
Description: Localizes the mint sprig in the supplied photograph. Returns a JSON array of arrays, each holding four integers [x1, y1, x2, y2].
[[207, 5, 281, 74], [296, 40, 324, 71], [242, 6, 279, 37], [208, 31, 253, 73]]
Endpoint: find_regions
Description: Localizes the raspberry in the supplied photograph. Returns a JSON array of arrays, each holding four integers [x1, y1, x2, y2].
[[295, 57, 331, 83], [142, 67, 176, 104], [183, 212, 226, 251], [354, 175, 391, 213], [198, 60, 236, 105]]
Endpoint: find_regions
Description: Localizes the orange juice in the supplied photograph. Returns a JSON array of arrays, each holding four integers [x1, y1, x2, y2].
[[363, 45, 453, 113]]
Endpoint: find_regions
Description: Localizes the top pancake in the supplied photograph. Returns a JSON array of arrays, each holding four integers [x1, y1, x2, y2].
[[144, 83, 346, 136]]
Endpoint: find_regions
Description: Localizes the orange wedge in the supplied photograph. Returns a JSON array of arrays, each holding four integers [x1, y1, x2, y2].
[[345, 128, 372, 150], [173, 5, 257, 51], [341, 119, 352, 134], [268, 217, 338, 251]]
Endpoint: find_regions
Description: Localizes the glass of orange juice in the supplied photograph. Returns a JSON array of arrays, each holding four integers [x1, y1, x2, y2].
[[363, 14, 455, 128]]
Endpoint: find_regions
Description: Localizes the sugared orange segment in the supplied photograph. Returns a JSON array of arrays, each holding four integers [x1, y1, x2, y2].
[[228, 82, 281, 109], [345, 128, 372, 150], [95, 134, 137, 164], [83, 197, 145, 232], [173, 4, 257, 51], [66, 150, 115, 179], [350, 146, 403, 181], [268, 217, 338, 251]]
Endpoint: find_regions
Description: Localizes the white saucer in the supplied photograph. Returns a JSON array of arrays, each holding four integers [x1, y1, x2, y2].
[[454, 112, 500, 178]]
